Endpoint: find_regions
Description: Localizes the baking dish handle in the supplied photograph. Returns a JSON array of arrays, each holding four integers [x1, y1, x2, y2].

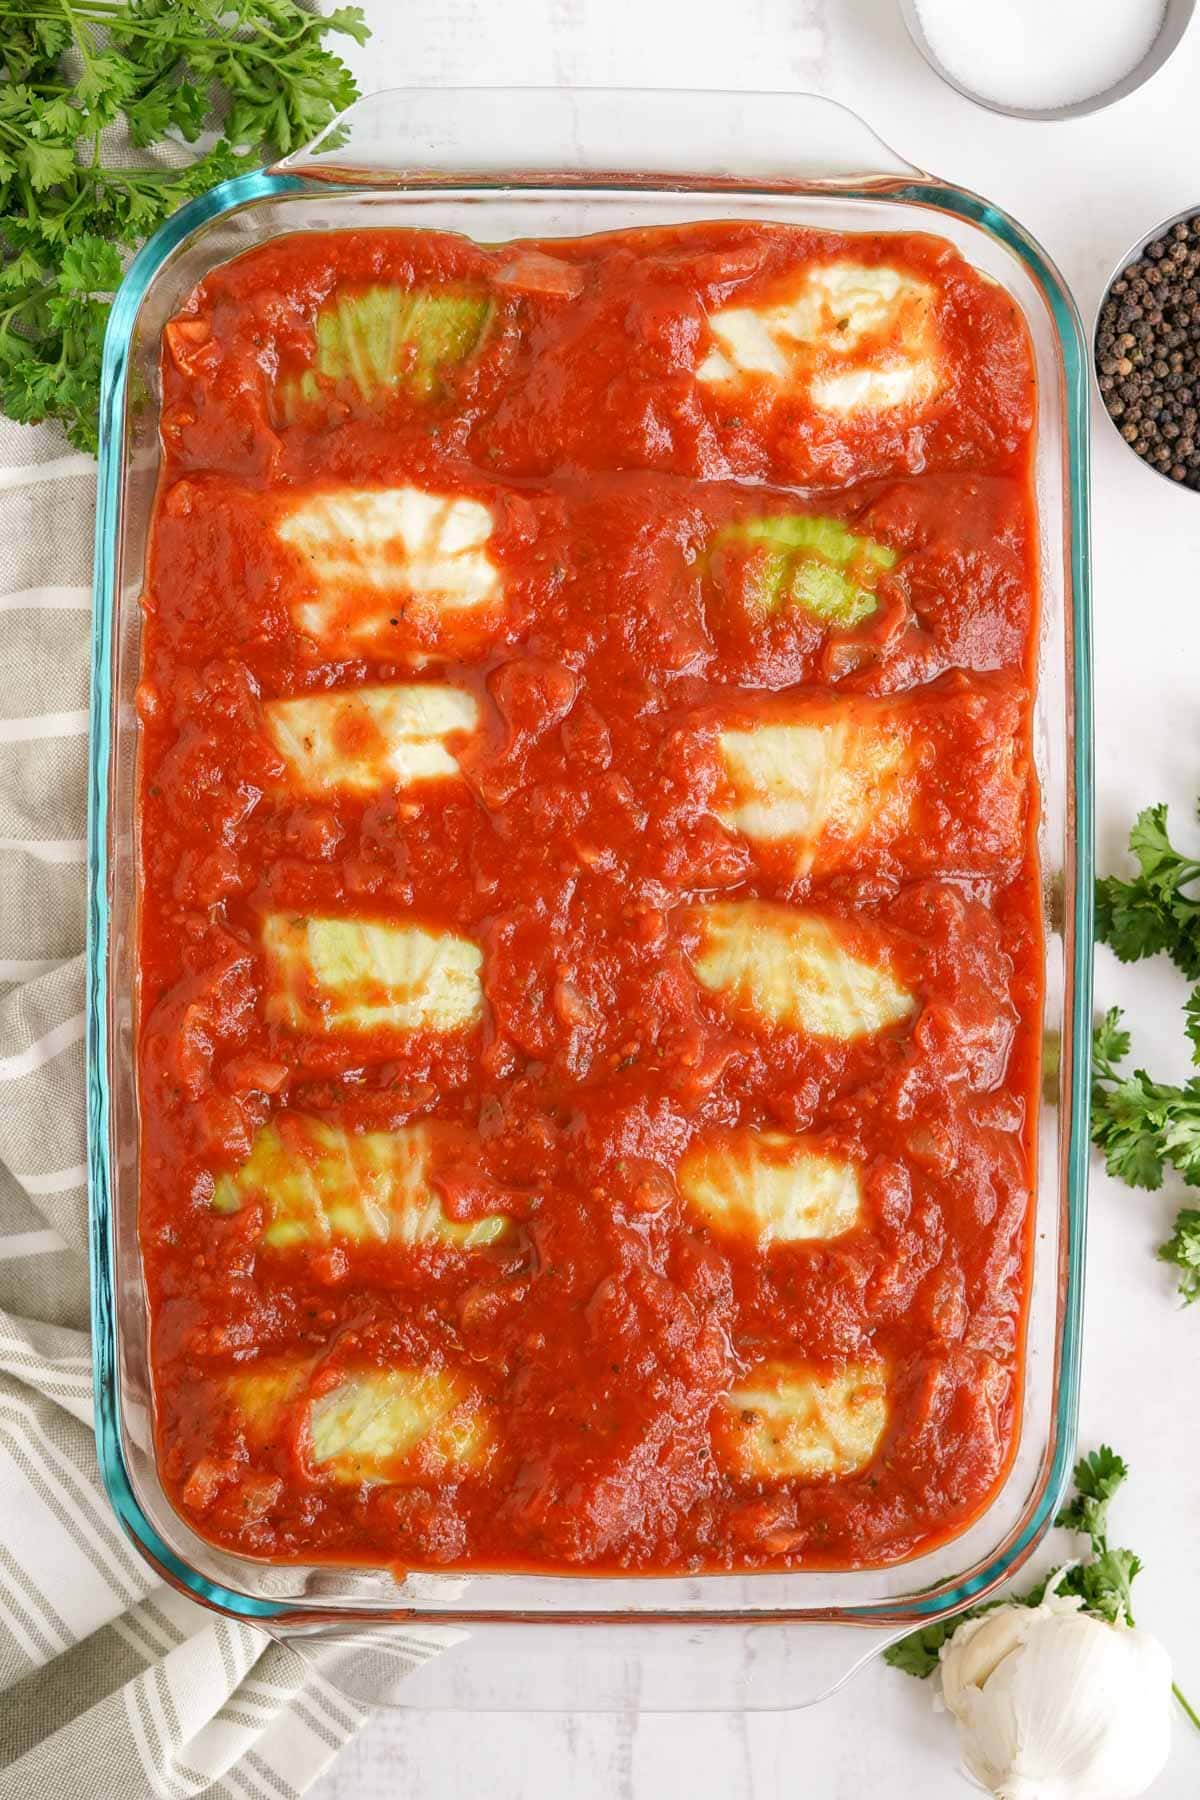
[[273, 88, 924, 190], [278, 1619, 910, 1712]]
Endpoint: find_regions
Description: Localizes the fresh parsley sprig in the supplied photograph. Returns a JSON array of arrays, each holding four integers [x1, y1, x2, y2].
[[885, 1449, 1199, 1731], [1159, 1206, 1200, 1305], [1093, 1029, 1200, 1296], [1091, 1012, 1200, 1299], [1092, 795, 1200, 1302], [1091, 1006, 1200, 1194], [1053, 1443, 1127, 1546], [1095, 800, 1200, 978], [1050, 1447, 1143, 1628], [0, 0, 369, 450]]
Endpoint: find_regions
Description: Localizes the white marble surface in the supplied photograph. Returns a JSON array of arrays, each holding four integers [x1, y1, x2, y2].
[[313, 3, 1200, 1792]]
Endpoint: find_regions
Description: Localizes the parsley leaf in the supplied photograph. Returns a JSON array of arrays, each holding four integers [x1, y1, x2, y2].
[[1060, 1548, 1144, 1626], [882, 1621, 966, 1679], [1054, 1444, 1128, 1542], [1186, 987, 1200, 1065], [1096, 801, 1200, 978], [59, 236, 125, 297], [19, 141, 78, 193], [0, 0, 368, 450], [1091, 1013, 1172, 1191], [1158, 1208, 1200, 1304], [1092, 1005, 1131, 1071], [1092, 1008, 1200, 1296]]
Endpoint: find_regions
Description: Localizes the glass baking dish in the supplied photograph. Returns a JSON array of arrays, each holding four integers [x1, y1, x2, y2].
[[87, 89, 1093, 1712]]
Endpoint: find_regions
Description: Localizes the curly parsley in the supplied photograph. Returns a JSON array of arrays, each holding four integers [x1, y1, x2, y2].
[[0, 0, 369, 450]]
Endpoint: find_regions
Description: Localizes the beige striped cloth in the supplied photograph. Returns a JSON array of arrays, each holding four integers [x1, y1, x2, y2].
[[0, 12, 464, 1788], [0, 334, 456, 1800], [0, 425, 314, 1794]]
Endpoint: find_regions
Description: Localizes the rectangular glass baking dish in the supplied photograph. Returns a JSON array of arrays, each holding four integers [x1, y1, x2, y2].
[[87, 89, 1093, 1712]]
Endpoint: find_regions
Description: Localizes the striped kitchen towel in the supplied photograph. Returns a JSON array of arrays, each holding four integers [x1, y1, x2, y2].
[[0, 5, 463, 1786], [0, 424, 457, 1794]]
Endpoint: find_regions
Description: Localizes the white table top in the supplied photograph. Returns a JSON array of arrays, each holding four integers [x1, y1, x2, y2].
[[315, 4, 1200, 1793]]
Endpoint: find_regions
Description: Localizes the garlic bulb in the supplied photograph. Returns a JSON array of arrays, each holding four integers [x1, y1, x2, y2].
[[938, 1592, 1173, 1799]]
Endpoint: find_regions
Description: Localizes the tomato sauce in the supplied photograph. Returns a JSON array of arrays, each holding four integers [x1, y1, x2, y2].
[[139, 222, 1042, 1572]]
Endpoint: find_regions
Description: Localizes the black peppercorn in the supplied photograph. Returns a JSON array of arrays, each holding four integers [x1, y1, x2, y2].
[[1097, 210, 1200, 484]]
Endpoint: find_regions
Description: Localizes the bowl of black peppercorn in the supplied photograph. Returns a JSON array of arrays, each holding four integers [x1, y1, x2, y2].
[[1096, 210, 1200, 489]]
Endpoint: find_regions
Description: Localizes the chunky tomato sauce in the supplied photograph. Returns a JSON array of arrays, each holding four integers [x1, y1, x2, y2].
[[139, 222, 1042, 1573]]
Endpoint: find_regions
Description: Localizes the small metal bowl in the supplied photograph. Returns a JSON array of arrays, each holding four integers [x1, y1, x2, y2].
[[1094, 203, 1200, 490], [899, 0, 1194, 121]]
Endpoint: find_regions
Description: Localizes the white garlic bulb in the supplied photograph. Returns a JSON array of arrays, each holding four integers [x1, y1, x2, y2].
[[938, 1592, 1173, 1799]]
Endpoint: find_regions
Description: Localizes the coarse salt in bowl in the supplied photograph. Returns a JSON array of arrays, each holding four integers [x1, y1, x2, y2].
[[900, 0, 1192, 120]]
